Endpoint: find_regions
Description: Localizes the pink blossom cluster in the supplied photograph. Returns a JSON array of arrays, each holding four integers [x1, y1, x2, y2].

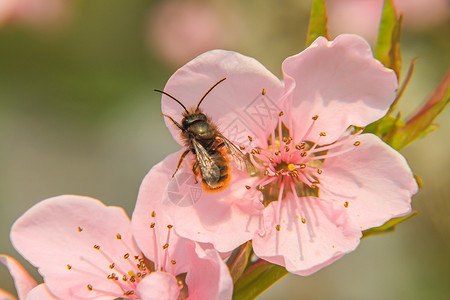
[[1, 34, 417, 299]]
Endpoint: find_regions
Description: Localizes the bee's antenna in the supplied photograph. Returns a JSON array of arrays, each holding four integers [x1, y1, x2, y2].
[[195, 77, 227, 112], [154, 89, 189, 114]]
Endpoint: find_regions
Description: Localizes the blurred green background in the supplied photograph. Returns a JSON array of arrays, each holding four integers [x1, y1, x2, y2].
[[0, 0, 448, 299]]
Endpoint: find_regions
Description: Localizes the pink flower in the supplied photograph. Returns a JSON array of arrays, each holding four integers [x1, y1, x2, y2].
[[0, 255, 57, 299], [154, 34, 418, 275], [0, 0, 71, 29], [9, 194, 233, 299], [328, 0, 450, 43], [147, 0, 241, 67]]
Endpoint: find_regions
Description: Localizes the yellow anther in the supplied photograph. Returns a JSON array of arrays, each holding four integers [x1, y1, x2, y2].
[[344, 201, 349, 208], [262, 88, 266, 95], [116, 233, 122, 240], [354, 141, 361, 146], [288, 163, 296, 171]]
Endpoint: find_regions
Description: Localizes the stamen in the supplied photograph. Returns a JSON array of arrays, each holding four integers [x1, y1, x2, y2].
[[300, 115, 319, 142], [161, 224, 173, 272]]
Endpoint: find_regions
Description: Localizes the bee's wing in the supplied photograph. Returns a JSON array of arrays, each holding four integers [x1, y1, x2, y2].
[[192, 138, 221, 187], [219, 134, 256, 175]]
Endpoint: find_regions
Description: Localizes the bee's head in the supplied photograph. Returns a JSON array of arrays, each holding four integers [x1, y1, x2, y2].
[[182, 110, 208, 128]]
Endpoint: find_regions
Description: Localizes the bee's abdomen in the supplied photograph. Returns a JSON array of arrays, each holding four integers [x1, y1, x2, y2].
[[201, 149, 231, 192]]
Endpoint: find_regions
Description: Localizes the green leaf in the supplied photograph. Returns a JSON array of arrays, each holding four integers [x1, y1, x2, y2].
[[363, 211, 418, 238], [226, 241, 253, 283], [233, 260, 288, 300], [306, 0, 329, 47], [388, 70, 450, 150], [375, 0, 402, 79], [364, 114, 404, 138]]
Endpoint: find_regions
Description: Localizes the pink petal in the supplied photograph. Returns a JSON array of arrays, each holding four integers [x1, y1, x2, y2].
[[132, 154, 192, 276], [0, 255, 36, 300], [137, 271, 180, 300], [25, 285, 58, 300], [160, 49, 284, 148], [252, 196, 361, 275], [147, 151, 263, 252], [282, 34, 398, 144], [10, 195, 139, 299], [185, 242, 233, 300], [319, 133, 418, 230]]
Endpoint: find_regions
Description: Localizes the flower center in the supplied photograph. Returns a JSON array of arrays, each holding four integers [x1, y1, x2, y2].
[[67, 212, 183, 299], [245, 112, 362, 229]]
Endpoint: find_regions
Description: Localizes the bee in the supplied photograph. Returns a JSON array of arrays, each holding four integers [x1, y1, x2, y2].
[[155, 77, 255, 191]]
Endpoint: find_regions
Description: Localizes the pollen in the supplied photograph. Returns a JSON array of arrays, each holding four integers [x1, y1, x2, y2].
[[240, 145, 246, 150], [288, 163, 296, 171], [66, 264, 72, 270], [276, 224, 281, 231], [301, 218, 306, 224], [248, 136, 253, 142], [344, 201, 349, 208], [163, 243, 169, 250], [77, 226, 83, 232], [171, 259, 176, 265], [262, 88, 266, 95], [354, 141, 361, 146], [116, 233, 122, 240], [151, 211, 156, 218], [245, 185, 251, 190], [124, 253, 130, 259], [93, 245, 100, 250], [279, 111, 284, 117], [87, 284, 93, 291]]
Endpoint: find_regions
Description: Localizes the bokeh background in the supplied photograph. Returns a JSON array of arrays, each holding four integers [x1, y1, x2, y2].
[[0, 0, 449, 299]]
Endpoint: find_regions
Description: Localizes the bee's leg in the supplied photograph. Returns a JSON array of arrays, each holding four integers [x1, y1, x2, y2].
[[192, 161, 199, 184], [161, 113, 184, 131], [172, 149, 190, 178]]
